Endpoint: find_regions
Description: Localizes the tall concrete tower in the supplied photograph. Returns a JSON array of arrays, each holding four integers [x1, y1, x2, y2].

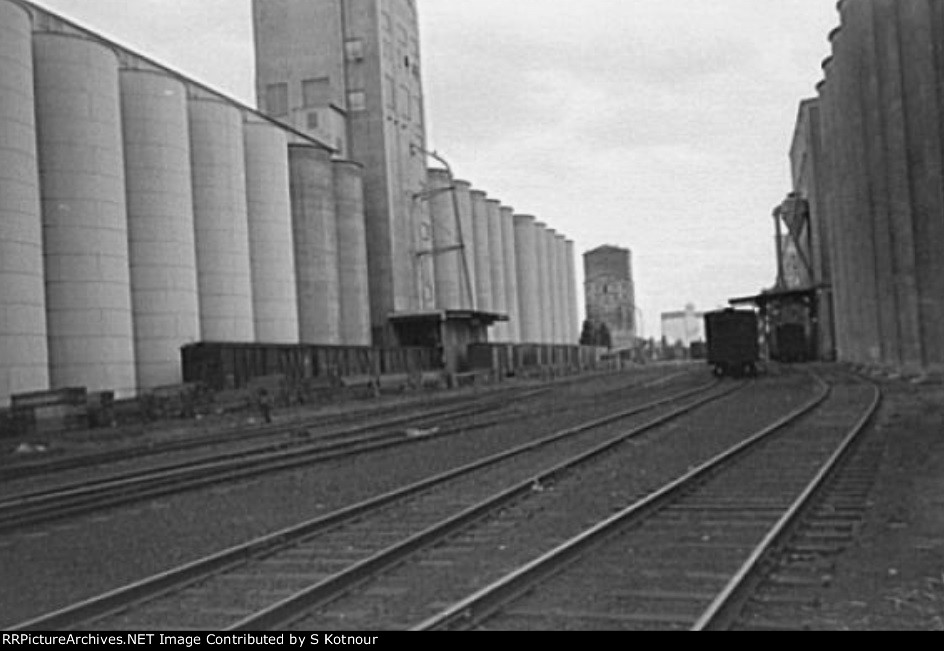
[[584, 245, 638, 350], [253, 0, 434, 345]]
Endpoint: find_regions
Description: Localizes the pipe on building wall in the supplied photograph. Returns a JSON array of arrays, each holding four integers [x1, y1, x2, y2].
[[427, 167, 463, 312], [0, 0, 49, 405], [120, 69, 200, 391], [34, 32, 137, 397]]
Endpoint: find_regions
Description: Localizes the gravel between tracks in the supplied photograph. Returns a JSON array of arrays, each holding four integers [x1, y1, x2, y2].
[[0, 366, 699, 627], [3, 366, 938, 631], [776, 374, 944, 631]]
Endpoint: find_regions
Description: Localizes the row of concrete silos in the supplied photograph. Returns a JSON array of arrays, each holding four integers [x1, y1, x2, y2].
[[425, 167, 580, 345], [0, 4, 371, 405], [816, 0, 944, 375]]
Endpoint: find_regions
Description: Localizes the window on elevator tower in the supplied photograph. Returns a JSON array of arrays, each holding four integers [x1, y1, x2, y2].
[[266, 83, 288, 117]]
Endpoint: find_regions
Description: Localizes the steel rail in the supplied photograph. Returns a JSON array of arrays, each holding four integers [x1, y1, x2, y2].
[[691, 374, 881, 631], [413, 374, 835, 631], [7, 378, 728, 632], [227, 382, 743, 631], [0, 372, 697, 533]]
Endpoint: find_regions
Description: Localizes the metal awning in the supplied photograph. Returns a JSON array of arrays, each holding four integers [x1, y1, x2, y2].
[[729, 286, 823, 308], [388, 310, 509, 326]]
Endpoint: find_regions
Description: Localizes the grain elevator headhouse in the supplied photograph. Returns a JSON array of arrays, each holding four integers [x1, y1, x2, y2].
[[253, 0, 437, 346]]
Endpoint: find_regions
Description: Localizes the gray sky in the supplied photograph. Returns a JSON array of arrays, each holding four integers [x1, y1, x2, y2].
[[32, 0, 838, 339]]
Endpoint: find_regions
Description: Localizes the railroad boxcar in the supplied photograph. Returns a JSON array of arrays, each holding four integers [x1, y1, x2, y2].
[[704, 309, 760, 378]]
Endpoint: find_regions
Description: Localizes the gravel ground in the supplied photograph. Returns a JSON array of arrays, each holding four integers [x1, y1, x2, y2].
[[791, 374, 944, 631], [0, 365, 698, 628], [6, 364, 934, 631], [290, 372, 820, 630]]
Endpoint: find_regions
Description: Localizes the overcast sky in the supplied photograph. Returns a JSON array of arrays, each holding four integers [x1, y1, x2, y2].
[[31, 0, 838, 339]]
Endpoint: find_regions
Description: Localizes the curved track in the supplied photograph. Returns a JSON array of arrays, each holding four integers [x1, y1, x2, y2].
[[416, 371, 880, 631]]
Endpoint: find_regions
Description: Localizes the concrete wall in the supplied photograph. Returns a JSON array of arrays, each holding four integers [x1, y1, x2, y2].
[[121, 70, 200, 391], [0, 0, 49, 405], [289, 144, 340, 345], [244, 119, 299, 344]]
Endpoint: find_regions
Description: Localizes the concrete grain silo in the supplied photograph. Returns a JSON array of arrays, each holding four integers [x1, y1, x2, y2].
[[486, 199, 508, 341], [841, 1, 900, 370], [817, 55, 849, 363], [566, 240, 580, 344], [805, 0, 944, 374], [289, 144, 340, 345], [880, 0, 944, 370], [0, 0, 49, 405], [334, 160, 372, 347], [534, 222, 551, 344], [863, 0, 922, 371], [188, 96, 255, 343], [514, 215, 541, 344], [34, 32, 137, 397], [833, 6, 883, 365], [428, 168, 462, 311], [545, 228, 560, 344], [120, 69, 200, 391], [471, 190, 493, 314], [453, 180, 476, 309], [555, 234, 570, 343], [243, 119, 299, 344], [501, 207, 521, 343]]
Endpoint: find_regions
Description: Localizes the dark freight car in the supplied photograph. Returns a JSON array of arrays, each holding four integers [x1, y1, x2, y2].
[[704, 309, 760, 378]]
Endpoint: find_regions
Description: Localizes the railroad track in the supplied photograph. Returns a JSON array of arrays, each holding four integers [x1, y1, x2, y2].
[[415, 370, 880, 631], [7, 376, 738, 631], [0, 370, 704, 534], [0, 367, 688, 486], [0, 382, 556, 483]]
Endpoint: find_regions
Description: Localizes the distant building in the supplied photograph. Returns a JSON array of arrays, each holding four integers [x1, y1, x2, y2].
[[584, 246, 637, 350], [662, 304, 705, 347]]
